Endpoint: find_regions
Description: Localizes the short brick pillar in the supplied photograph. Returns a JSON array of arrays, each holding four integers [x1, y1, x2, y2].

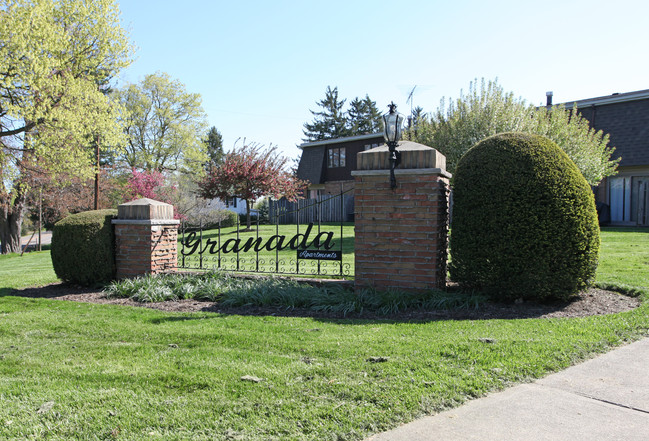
[[352, 141, 451, 291], [112, 198, 180, 279]]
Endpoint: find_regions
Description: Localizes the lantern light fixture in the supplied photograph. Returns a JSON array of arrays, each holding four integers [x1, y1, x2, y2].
[[382, 102, 404, 189]]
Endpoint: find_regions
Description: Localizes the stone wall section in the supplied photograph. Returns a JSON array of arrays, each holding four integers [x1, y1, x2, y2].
[[352, 142, 450, 292], [114, 223, 178, 279], [112, 198, 179, 279]]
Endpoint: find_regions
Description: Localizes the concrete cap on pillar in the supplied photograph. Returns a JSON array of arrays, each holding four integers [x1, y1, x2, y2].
[[117, 198, 175, 221], [357, 141, 446, 171]]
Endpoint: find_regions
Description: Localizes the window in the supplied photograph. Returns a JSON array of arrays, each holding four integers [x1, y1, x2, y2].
[[364, 143, 379, 151], [609, 177, 630, 222], [226, 197, 238, 208], [327, 147, 346, 168]]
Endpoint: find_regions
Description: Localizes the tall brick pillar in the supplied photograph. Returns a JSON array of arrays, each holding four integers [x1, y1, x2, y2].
[[112, 198, 180, 279], [352, 141, 451, 291]]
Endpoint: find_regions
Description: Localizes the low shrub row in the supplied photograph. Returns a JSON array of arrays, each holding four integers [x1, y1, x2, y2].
[[104, 272, 487, 316]]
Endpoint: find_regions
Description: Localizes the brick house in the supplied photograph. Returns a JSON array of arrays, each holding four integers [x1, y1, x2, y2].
[[296, 133, 384, 197], [560, 89, 649, 226]]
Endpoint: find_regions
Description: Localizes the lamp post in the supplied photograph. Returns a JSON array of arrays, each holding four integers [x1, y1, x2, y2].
[[382, 102, 404, 189]]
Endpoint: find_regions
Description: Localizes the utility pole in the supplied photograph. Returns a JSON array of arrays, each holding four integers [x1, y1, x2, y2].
[[38, 185, 42, 252], [94, 135, 100, 210]]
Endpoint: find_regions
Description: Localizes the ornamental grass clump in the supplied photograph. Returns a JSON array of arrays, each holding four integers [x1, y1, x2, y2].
[[449, 132, 600, 302], [51, 209, 117, 286]]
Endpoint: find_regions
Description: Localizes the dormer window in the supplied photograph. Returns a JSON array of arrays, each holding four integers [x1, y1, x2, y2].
[[327, 147, 346, 168]]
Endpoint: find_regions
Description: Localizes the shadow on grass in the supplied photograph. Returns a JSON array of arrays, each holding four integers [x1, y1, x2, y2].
[[150, 292, 643, 325], [4, 283, 106, 299], [5, 283, 643, 325]]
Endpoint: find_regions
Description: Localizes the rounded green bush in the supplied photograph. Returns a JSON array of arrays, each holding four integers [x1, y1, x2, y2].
[[449, 132, 600, 301], [219, 210, 238, 228], [51, 209, 117, 286]]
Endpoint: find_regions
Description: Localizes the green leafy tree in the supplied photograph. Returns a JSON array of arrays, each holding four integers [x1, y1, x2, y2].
[[0, 0, 134, 253], [405, 79, 618, 185], [347, 95, 382, 135], [116, 72, 208, 175], [203, 126, 225, 168], [302, 86, 350, 142]]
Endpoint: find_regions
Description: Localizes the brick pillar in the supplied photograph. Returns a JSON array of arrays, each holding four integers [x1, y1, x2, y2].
[[352, 141, 451, 291], [112, 198, 180, 279]]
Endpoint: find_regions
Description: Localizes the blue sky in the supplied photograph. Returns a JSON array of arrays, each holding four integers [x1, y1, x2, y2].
[[116, 0, 649, 160]]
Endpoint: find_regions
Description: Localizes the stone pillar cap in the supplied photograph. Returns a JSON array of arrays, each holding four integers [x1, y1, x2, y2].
[[357, 141, 446, 171], [118, 198, 175, 220]]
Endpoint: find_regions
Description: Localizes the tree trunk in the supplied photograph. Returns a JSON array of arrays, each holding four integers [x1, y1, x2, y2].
[[245, 199, 252, 230], [0, 192, 25, 254]]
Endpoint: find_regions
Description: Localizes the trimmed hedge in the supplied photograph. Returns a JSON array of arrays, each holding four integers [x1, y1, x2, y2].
[[51, 209, 117, 286], [449, 132, 600, 301], [217, 210, 238, 228]]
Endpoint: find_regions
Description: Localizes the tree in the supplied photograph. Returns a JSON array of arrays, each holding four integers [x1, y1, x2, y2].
[[203, 126, 225, 168], [116, 72, 208, 175], [124, 169, 180, 219], [407, 106, 426, 133], [405, 79, 618, 185], [302, 86, 350, 142], [0, 0, 134, 253], [197, 143, 307, 229], [346, 95, 382, 135], [25, 167, 121, 230]]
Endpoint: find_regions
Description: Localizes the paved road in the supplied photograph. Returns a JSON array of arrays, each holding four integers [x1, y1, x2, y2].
[[21, 230, 52, 251]]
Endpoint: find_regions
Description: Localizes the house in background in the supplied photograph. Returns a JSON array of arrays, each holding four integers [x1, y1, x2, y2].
[[558, 89, 649, 226], [297, 90, 649, 227], [296, 132, 384, 197]]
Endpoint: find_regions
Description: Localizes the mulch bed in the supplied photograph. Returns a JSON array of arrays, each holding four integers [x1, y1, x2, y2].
[[9, 283, 641, 321]]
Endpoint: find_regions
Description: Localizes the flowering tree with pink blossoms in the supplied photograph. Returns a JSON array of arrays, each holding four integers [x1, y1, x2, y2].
[[125, 169, 182, 219], [197, 144, 307, 229]]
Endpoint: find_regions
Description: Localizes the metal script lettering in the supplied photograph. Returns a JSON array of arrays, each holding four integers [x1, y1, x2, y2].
[[181, 222, 335, 256]]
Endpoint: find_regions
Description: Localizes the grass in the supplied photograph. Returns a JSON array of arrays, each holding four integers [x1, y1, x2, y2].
[[596, 227, 649, 289], [179, 223, 355, 278], [0, 227, 647, 439], [0, 251, 59, 296]]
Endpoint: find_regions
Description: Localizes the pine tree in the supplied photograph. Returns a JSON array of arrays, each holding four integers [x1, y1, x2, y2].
[[407, 106, 426, 132], [347, 95, 382, 135], [302, 86, 350, 142], [203, 126, 224, 168]]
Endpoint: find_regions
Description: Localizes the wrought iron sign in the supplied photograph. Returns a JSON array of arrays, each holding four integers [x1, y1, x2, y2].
[[297, 249, 342, 261], [181, 223, 335, 256], [179, 190, 352, 278]]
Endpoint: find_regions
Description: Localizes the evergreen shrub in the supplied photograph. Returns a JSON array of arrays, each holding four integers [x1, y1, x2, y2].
[[220, 210, 238, 228], [193, 209, 238, 229], [449, 132, 600, 301], [51, 209, 117, 286], [239, 212, 258, 226]]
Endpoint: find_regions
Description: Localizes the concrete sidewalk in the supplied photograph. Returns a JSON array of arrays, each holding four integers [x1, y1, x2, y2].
[[368, 337, 649, 440]]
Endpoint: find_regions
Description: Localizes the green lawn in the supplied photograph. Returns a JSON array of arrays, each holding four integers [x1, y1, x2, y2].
[[0, 227, 647, 440], [0, 251, 59, 296], [597, 227, 649, 289]]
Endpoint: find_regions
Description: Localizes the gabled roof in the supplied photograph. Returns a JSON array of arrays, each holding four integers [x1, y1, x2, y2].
[[298, 132, 383, 149]]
